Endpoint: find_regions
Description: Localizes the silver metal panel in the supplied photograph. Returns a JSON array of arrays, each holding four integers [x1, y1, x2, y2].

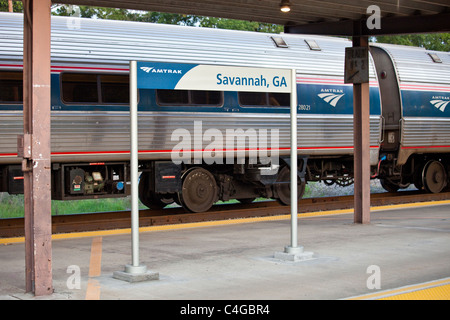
[[0, 110, 381, 165], [0, 112, 22, 158], [401, 117, 450, 148], [397, 116, 450, 165]]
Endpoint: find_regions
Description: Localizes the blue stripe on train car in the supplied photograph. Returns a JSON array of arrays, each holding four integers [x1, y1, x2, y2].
[[297, 83, 381, 115], [401, 90, 450, 117], [2, 75, 381, 116]]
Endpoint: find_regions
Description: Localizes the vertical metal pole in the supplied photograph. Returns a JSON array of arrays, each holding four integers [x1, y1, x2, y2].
[[353, 35, 371, 224], [113, 60, 157, 280], [112, 61, 157, 281], [23, 0, 53, 296], [120, 60, 149, 277], [288, 68, 300, 252], [275, 68, 312, 261], [129, 60, 140, 268]]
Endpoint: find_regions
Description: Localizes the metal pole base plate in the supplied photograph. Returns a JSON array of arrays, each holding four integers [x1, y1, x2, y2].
[[274, 246, 314, 262], [113, 265, 159, 283]]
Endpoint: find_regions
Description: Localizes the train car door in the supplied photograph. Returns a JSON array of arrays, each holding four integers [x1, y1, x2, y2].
[[369, 46, 402, 152]]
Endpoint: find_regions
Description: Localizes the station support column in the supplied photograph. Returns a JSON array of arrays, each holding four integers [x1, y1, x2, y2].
[[22, 0, 53, 296], [352, 33, 371, 224]]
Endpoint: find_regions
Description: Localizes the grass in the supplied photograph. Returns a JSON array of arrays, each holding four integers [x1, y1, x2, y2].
[[0, 193, 139, 219], [0, 180, 413, 219], [0, 193, 25, 218]]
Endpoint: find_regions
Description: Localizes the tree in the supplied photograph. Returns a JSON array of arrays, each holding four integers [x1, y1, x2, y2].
[[129, 11, 200, 26], [52, 5, 201, 26], [0, 0, 22, 12], [375, 34, 449, 52], [199, 16, 283, 33], [51, 5, 282, 33]]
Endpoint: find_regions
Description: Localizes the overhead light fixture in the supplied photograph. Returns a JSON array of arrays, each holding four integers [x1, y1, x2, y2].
[[280, 0, 291, 13]]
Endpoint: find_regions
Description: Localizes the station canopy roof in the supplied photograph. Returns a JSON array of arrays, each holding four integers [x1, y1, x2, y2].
[[55, 0, 450, 35]]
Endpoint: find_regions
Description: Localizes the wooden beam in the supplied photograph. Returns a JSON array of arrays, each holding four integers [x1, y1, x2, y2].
[[23, 0, 53, 296], [352, 28, 371, 224], [362, 12, 450, 35], [285, 12, 450, 36]]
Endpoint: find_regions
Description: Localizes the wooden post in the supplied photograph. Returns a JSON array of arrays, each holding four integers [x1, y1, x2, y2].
[[352, 33, 371, 224], [22, 0, 53, 296]]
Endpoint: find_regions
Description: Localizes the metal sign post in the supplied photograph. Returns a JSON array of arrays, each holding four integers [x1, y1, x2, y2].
[[128, 60, 146, 272], [289, 68, 299, 251], [113, 61, 159, 282], [275, 69, 314, 261], [114, 62, 310, 281]]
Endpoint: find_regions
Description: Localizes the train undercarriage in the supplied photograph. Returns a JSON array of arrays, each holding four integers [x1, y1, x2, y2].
[[1, 153, 449, 213], [377, 153, 450, 194], [137, 157, 309, 213]]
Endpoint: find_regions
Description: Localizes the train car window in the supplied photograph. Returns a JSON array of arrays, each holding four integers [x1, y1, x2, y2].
[[157, 89, 189, 105], [100, 74, 129, 103], [156, 89, 222, 106], [0, 71, 23, 103], [239, 92, 267, 106], [269, 93, 290, 107], [191, 90, 222, 105], [62, 73, 99, 103], [239, 92, 289, 107]]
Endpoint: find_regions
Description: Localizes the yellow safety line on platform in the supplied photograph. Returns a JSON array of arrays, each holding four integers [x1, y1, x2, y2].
[[85, 237, 103, 300], [380, 283, 450, 300], [347, 277, 450, 300], [88, 237, 103, 278], [1, 199, 450, 245]]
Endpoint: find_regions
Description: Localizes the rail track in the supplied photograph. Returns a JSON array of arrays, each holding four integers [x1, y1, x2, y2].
[[1, 190, 449, 238]]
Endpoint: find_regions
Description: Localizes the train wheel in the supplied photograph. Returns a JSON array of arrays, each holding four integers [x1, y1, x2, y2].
[[178, 167, 218, 213], [422, 160, 447, 193], [379, 178, 400, 193], [413, 162, 424, 190], [139, 172, 174, 209], [274, 166, 305, 206]]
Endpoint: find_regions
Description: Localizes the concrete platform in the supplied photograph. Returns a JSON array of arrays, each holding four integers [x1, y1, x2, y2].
[[1, 199, 450, 302]]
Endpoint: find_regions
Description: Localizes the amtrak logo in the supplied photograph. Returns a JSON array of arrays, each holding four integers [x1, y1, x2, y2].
[[140, 67, 153, 73], [430, 96, 450, 112], [140, 66, 182, 74], [318, 89, 345, 107]]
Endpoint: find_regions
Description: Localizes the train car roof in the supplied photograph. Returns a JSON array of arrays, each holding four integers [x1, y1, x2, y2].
[[0, 12, 364, 79], [1, 12, 449, 85], [371, 42, 450, 85]]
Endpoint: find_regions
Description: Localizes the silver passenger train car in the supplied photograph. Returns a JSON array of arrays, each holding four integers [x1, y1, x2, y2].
[[0, 13, 449, 212]]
